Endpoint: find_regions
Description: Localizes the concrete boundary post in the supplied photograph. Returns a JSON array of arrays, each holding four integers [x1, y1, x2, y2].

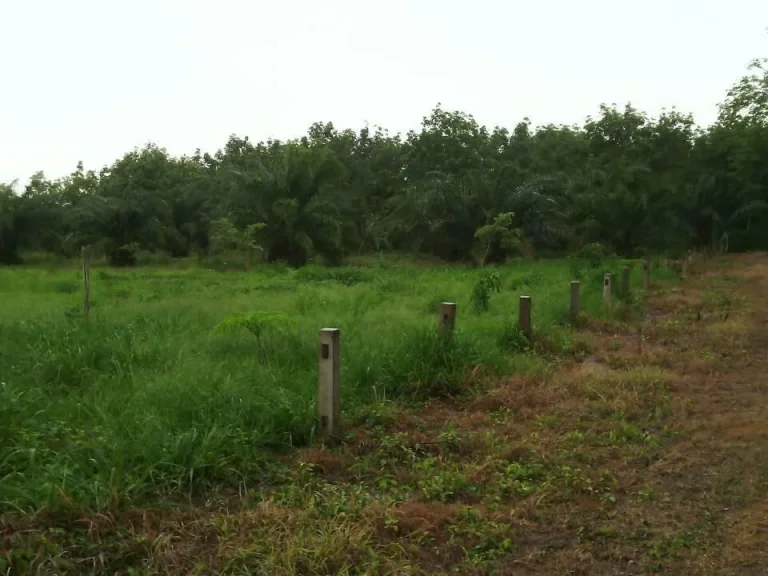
[[439, 302, 456, 332], [318, 328, 340, 438], [519, 295, 532, 340], [621, 266, 630, 298], [603, 274, 613, 304], [642, 261, 649, 290], [570, 281, 580, 320]]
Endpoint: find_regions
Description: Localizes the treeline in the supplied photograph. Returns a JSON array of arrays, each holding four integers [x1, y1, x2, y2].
[[2, 57, 767, 267]]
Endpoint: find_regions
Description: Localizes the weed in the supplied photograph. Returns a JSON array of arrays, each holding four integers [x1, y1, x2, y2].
[[415, 459, 469, 502], [497, 458, 547, 496], [471, 272, 501, 313], [211, 310, 297, 340], [498, 322, 530, 353]]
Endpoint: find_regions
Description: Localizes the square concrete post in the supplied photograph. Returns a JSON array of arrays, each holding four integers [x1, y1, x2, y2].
[[439, 302, 456, 332], [318, 328, 340, 438], [642, 261, 649, 290], [621, 266, 630, 298], [519, 295, 532, 340], [603, 273, 613, 304], [570, 280, 580, 320]]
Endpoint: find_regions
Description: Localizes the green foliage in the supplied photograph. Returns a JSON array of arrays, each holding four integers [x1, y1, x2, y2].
[[110, 242, 140, 267], [474, 212, 523, 265], [416, 459, 469, 501], [5, 48, 768, 267], [294, 265, 371, 286], [0, 256, 673, 512], [497, 322, 532, 353], [209, 217, 266, 255], [210, 310, 297, 340], [372, 328, 486, 400], [471, 272, 501, 313], [0, 182, 22, 264], [498, 458, 547, 496], [569, 242, 608, 279]]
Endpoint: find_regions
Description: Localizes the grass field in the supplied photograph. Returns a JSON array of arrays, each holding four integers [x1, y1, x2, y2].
[[23, 255, 768, 575], [0, 255, 660, 514]]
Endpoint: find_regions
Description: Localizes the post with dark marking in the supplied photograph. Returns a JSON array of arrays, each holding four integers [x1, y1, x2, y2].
[[318, 328, 340, 439], [519, 295, 532, 340], [439, 302, 456, 332], [642, 261, 650, 290], [621, 266, 630, 298], [603, 273, 613, 304], [570, 280, 580, 321]]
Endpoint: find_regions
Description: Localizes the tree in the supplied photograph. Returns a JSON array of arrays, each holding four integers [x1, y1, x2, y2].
[[474, 212, 523, 265], [4, 45, 768, 265], [719, 57, 768, 127], [208, 217, 265, 267], [228, 142, 349, 267], [0, 182, 22, 264], [66, 145, 189, 265]]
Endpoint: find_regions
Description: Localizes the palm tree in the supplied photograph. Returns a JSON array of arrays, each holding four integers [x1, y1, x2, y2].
[[230, 143, 349, 267]]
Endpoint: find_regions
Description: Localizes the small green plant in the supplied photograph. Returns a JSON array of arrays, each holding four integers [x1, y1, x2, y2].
[[497, 322, 530, 352], [210, 310, 298, 363], [415, 458, 469, 502], [471, 272, 501, 313], [211, 310, 297, 340], [437, 423, 464, 452], [451, 507, 516, 564], [498, 458, 546, 496]]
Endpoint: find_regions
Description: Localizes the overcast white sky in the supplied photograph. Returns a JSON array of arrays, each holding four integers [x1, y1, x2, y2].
[[1, 0, 767, 185]]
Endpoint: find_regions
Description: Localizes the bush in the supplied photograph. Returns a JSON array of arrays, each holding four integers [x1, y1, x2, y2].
[[359, 327, 491, 400], [108, 242, 139, 267], [295, 266, 372, 286], [471, 272, 501, 313], [498, 323, 531, 353], [568, 243, 608, 279]]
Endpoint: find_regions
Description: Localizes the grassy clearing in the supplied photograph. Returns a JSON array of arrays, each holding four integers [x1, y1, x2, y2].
[[5, 254, 768, 574], [0, 256, 673, 514]]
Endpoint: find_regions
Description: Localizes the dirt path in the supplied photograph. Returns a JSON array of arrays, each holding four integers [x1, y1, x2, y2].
[[635, 253, 768, 575], [2, 254, 768, 575], [292, 252, 768, 575], [520, 252, 768, 575]]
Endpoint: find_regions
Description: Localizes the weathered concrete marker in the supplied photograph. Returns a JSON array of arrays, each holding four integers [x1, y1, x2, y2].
[[642, 261, 650, 290], [603, 273, 613, 304], [519, 295, 532, 340], [621, 266, 630, 298], [570, 280, 580, 320], [439, 302, 457, 331], [318, 328, 340, 438]]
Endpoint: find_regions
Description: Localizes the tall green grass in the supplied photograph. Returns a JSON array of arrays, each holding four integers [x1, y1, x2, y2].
[[0, 257, 678, 512]]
